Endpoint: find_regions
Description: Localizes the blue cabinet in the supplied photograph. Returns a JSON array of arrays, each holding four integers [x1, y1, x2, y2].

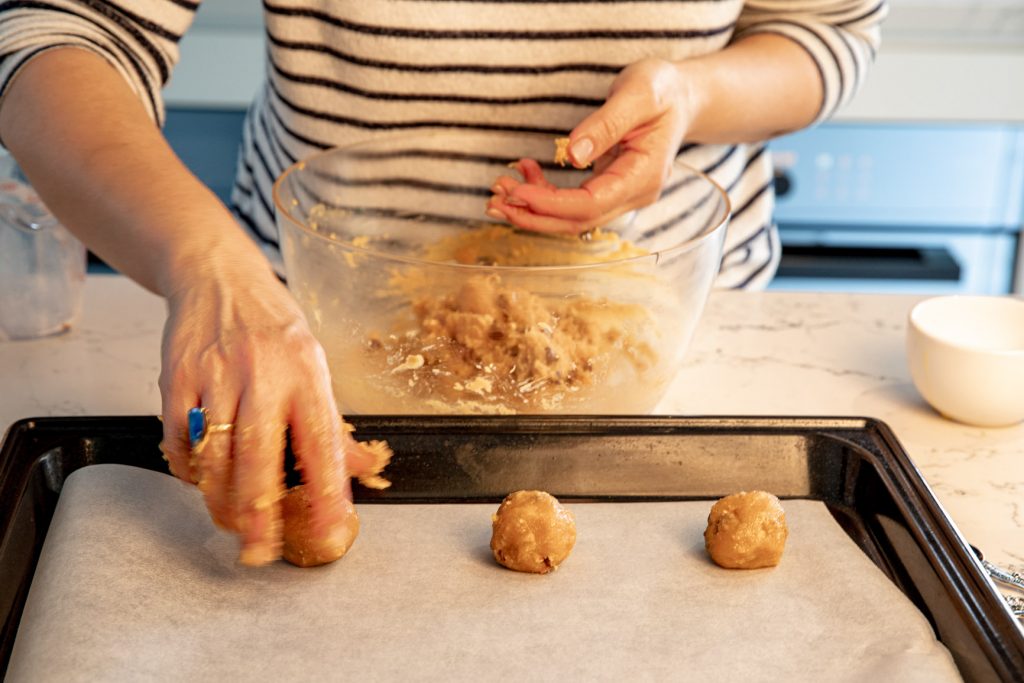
[[162, 107, 247, 205]]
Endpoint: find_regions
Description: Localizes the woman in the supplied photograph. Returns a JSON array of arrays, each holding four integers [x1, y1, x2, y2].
[[0, 0, 885, 565]]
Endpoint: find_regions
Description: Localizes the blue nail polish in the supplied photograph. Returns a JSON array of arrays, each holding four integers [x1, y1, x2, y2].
[[188, 407, 207, 447]]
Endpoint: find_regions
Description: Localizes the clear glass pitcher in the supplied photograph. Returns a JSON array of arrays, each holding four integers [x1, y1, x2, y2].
[[0, 157, 86, 341]]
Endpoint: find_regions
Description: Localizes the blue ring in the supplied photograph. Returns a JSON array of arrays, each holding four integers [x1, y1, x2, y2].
[[187, 407, 207, 448]]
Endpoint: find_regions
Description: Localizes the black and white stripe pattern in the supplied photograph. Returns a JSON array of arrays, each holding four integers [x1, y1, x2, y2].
[[0, 0, 886, 289]]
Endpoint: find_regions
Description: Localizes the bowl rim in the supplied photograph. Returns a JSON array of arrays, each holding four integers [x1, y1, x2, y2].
[[908, 294, 1024, 357], [271, 130, 732, 273]]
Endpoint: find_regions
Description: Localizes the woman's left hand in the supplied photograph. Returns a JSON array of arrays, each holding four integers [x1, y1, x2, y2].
[[487, 58, 698, 235]]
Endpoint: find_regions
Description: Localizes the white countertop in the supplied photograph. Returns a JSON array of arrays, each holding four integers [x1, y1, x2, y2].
[[3, 275, 1021, 569]]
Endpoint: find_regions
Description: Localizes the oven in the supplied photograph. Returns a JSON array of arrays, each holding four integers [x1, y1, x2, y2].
[[767, 123, 1024, 295]]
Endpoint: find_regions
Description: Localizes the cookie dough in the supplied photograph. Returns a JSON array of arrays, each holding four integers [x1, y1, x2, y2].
[[369, 273, 655, 412], [553, 137, 589, 169], [704, 491, 788, 569], [281, 485, 360, 568], [343, 221, 663, 413], [554, 137, 571, 167], [344, 421, 393, 490], [422, 224, 649, 268], [490, 490, 576, 574]]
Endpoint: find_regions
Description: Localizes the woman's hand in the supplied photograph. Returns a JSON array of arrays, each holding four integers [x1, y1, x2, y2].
[[487, 58, 699, 235], [158, 257, 362, 566]]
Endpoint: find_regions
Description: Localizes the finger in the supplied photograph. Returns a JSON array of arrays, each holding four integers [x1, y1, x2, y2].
[[510, 150, 664, 222], [485, 195, 513, 223], [592, 148, 618, 176], [489, 161, 558, 220], [485, 203, 508, 223], [492, 162, 555, 199], [490, 175, 524, 204], [492, 191, 645, 236], [288, 367, 350, 541], [232, 389, 287, 566], [514, 158, 558, 189], [489, 178, 510, 198], [194, 393, 241, 532], [158, 368, 200, 484], [488, 196, 597, 235], [568, 80, 657, 168]]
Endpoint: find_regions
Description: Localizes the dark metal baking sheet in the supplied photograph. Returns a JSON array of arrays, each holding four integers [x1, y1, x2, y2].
[[1, 415, 1021, 681]]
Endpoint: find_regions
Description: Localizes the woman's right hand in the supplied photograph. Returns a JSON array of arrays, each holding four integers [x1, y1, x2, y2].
[[157, 256, 363, 566]]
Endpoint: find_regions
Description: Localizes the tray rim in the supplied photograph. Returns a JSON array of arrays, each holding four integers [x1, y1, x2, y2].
[[1, 414, 1021, 681]]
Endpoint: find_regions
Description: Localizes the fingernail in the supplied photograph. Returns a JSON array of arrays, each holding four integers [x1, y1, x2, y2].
[[570, 138, 594, 165], [485, 208, 506, 220], [490, 183, 506, 196]]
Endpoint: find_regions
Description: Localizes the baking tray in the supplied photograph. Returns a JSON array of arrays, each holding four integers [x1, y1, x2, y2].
[[0, 415, 1021, 681]]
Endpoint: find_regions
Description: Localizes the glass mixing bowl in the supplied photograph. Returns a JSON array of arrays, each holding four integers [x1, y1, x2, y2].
[[274, 130, 729, 415]]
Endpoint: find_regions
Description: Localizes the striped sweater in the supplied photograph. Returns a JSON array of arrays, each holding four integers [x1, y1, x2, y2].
[[0, 0, 885, 289]]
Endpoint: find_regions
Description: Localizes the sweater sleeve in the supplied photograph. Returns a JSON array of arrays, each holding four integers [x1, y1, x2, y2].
[[734, 0, 888, 123], [0, 0, 202, 126]]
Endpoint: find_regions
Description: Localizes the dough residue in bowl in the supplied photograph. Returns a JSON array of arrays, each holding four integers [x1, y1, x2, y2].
[[421, 224, 649, 268]]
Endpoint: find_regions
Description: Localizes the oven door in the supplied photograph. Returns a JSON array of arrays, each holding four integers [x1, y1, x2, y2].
[[768, 226, 1019, 295]]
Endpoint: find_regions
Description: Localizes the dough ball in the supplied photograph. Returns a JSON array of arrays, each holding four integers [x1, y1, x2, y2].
[[704, 490, 787, 569], [281, 485, 360, 568], [490, 490, 576, 574]]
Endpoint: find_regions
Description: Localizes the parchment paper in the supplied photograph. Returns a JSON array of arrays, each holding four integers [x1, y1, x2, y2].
[[7, 465, 961, 682]]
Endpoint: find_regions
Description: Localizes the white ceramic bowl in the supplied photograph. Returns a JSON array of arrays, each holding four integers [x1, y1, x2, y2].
[[906, 295, 1024, 427]]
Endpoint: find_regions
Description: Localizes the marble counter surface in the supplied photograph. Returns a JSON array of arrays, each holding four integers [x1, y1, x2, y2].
[[2, 275, 1021, 570]]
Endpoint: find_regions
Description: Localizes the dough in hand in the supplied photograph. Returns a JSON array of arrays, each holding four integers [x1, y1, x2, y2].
[[553, 137, 572, 167], [490, 490, 576, 574], [704, 490, 787, 569], [553, 136, 589, 169], [281, 485, 360, 568]]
